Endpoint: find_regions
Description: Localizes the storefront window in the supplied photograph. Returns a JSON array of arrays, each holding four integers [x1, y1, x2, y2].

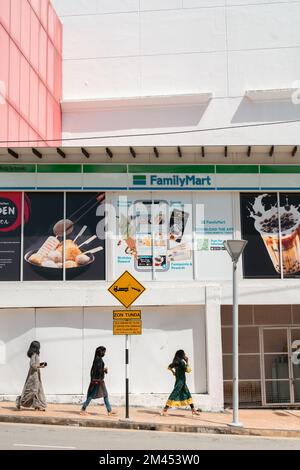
[[240, 193, 280, 278], [23, 193, 64, 281], [241, 192, 300, 279], [0, 192, 24, 281], [65, 192, 105, 281], [112, 192, 234, 281], [113, 193, 194, 281], [0, 191, 106, 281]]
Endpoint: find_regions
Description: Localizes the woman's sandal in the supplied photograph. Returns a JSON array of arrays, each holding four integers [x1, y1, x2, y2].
[[192, 409, 201, 416], [160, 410, 168, 416]]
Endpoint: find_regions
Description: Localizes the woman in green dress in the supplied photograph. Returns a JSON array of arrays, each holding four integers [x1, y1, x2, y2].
[[160, 350, 200, 416]]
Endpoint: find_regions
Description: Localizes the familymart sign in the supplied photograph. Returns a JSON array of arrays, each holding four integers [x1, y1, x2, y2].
[[1, 164, 300, 191], [133, 173, 212, 189]]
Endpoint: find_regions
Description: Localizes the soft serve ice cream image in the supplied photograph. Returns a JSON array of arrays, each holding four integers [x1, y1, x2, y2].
[[249, 194, 300, 275]]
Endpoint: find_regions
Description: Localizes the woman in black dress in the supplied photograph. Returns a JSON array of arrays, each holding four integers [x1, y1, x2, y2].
[[80, 346, 116, 416]]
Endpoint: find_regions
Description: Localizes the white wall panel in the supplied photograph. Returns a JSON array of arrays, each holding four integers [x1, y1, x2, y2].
[[63, 57, 140, 99], [227, 0, 291, 4], [228, 48, 300, 96], [51, 0, 99, 16], [62, 13, 139, 60], [140, 0, 182, 10], [130, 306, 207, 394], [141, 51, 227, 97], [183, 0, 225, 6], [51, 0, 139, 16], [94, 0, 139, 14], [227, 4, 300, 51], [83, 307, 124, 395], [140, 8, 226, 55], [35, 307, 83, 394], [0, 308, 35, 395]]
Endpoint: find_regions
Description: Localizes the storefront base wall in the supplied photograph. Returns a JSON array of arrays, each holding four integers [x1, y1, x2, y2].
[[0, 394, 213, 411], [0, 286, 223, 411]]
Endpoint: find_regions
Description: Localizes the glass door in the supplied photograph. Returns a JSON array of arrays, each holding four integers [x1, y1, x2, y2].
[[290, 328, 300, 403], [261, 328, 291, 405]]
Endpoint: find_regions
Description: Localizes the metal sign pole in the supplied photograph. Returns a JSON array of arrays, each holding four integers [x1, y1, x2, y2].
[[125, 334, 129, 419], [231, 261, 242, 427], [108, 271, 145, 422]]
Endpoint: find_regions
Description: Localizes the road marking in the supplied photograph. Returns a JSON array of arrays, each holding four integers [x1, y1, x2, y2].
[[14, 444, 76, 449]]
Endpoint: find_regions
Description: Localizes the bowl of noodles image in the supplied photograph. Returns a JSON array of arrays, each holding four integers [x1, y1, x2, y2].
[[24, 239, 96, 279]]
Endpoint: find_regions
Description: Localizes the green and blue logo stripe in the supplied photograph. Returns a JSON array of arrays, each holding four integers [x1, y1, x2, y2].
[[133, 175, 147, 185]]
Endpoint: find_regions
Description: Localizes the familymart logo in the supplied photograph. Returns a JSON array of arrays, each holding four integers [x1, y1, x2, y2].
[[133, 174, 212, 188], [133, 175, 147, 185]]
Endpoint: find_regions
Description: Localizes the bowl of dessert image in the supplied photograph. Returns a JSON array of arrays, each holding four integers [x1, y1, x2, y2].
[[24, 237, 96, 280]]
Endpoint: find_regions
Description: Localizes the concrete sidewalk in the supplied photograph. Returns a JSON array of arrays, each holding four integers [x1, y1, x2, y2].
[[1, 402, 300, 438]]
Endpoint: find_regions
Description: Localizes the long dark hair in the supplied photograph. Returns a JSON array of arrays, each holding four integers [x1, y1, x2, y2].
[[27, 341, 40, 358], [92, 346, 106, 365], [90, 346, 106, 377], [168, 349, 186, 369]]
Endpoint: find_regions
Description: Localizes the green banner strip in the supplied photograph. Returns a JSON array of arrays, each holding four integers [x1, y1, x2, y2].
[[83, 165, 127, 173], [216, 165, 259, 174], [2, 163, 300, 176], [128, 165, 215, 173], [37, 164, 81, 173], [0, 164, 35, 173], [260, 165, 300, 174]]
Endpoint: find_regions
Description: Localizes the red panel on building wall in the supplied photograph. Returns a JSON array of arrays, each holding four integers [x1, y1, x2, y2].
[[39, 27, 48, 83], [0, 0, 62, 147], [21, 0, 31, 61], [20, 56, 30, 118], [9, 41, 21, 109], [10, 0, 21, 48], [40, 0, 49, 31], [0, 0, 10, 32], [0, 25, 10, 88], [8, 105, 19, 143]]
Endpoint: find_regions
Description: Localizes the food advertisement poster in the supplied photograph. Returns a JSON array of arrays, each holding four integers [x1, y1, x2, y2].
[[65, 192, 105, 280], [23, 193, 64, 281], [0, 192, 26, 281], [114, 194, 194, 280], [240, 193, 300, 278], [23, 192, 106, 281]]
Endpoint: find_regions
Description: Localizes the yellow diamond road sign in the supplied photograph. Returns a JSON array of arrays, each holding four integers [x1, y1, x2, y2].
[[108, 271, 145, 308]]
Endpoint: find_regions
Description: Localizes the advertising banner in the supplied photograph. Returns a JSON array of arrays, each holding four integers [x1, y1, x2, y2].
[[65, 192, 105, 281], [240, 193, 300, 279], [23, 192, 106, 281], [194, 193, 234, 280], [113, 193, 194, 280], [153, 193, 193, 281], [0, 192, 25, 281], [23, 193, 64, 281]]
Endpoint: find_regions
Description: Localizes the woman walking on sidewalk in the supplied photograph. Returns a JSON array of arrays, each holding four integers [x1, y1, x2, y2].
[[16, 341, 47, 411], [80, 346, 116, 416], [160, 350, 200, 417]]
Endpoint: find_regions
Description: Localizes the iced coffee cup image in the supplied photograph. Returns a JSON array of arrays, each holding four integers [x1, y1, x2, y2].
[[251, 195, 300, 275]]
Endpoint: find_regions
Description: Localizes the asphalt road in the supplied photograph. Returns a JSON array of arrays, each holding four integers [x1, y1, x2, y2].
[[0, 423, 300, 450]]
